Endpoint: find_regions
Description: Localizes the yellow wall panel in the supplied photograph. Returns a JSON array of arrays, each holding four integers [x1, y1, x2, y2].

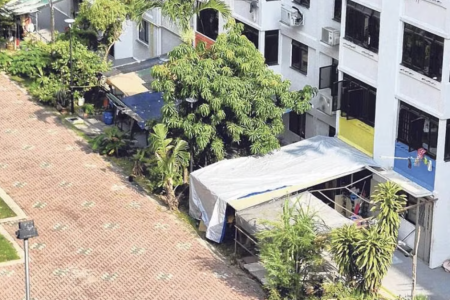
[[338, 117, 374, 157]]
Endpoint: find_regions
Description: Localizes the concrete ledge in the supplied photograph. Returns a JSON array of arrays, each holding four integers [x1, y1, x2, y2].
[[0, 187, 27, 224]]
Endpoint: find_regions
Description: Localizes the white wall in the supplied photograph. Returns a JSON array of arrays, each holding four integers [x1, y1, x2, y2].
[[430, 119, 450, 268], [338, 0, 450, 268], [279, 0, 340, 130], [114, 20, 134, 60], [115, 8, 182, 61]]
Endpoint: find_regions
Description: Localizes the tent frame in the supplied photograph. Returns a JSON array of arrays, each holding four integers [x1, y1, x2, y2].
[[233, 173, 437, 259]]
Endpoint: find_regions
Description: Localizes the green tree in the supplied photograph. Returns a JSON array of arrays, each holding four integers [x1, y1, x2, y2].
[[257, 199, 327, 300], [148, 124, 190, 210], [77, 0, 160, 61], [330, 182, 407, 296], [371, 181, 407, 243], [151, 20, 316, 167]]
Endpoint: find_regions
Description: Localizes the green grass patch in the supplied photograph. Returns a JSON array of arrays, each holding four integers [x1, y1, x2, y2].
[[9, 75, 34, 89], [0, 197, 16, 219], [0, 234, 19, 263]]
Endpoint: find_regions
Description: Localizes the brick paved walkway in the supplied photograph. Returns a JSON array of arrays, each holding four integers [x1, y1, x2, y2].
[[0, 75, 264, 300]]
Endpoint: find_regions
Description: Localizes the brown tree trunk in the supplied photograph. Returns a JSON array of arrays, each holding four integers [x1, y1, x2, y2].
[[103, 41, 115, 63], [165, 179, 178, 210]]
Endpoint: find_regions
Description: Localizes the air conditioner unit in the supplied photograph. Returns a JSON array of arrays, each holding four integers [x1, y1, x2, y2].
[[322, 27, 340, 46], [281, 6, 304, 27], [317, 92, 335, 115]]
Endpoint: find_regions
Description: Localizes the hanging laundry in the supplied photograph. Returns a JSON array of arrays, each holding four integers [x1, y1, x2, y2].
[[428, 160, 433, 172], [354, 202, 361, 215]]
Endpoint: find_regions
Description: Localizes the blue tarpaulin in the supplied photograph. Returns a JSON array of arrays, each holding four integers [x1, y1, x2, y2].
[[121, 92, 164, 129]]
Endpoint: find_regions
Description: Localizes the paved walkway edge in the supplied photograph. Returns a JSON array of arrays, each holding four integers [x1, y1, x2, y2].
[[0, 224, 24, 267], [0, 187, 27, 224]]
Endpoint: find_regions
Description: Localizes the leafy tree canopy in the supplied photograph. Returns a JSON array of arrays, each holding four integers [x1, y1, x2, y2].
[[151, 20, 316, 164]]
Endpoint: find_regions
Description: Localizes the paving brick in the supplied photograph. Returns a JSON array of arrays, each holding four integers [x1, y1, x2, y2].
[[0, 76, 264, 299]]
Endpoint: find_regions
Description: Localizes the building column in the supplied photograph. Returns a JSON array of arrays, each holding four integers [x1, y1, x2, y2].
[[372, 0, 402, 167], [429, 119, 450, 268]]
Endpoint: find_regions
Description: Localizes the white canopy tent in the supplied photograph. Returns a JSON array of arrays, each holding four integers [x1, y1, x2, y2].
[[189, 136, 378, 243]]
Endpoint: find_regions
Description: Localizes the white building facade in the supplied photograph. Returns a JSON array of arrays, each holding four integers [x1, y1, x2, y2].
[[115, 0, 450, 269], [336, 0, 450, 269]]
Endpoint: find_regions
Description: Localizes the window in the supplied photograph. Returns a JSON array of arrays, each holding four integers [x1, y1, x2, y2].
[[319, 59, 338, 89], [397, 102, 438, 158], [236, 20, 259, 49], [329, 126, 336, 137], [197, 9, 219, 40], [445, 121, 450, 161], [264, 30, 279, 65], [339, 74, 376, 127], [138, 20, 149, 44], [289, 111, 306, 138], [291, 40, 308, 74], [334, 0, 342, 22], [402, 23, 444, 82], [345, 1, 380, 53], [293, 0, 310, 8]]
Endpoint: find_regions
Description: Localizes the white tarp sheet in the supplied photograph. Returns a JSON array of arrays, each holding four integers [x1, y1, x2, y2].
[[235, 192, 354, 236], [189, 136, 377, 243]]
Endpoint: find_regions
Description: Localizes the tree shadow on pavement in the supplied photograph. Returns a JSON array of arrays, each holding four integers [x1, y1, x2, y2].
[[190, 254, 266, 300]]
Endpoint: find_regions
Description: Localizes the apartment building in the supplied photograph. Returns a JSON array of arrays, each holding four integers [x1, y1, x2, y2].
[[114, 0, 450, 269], [336, 0, 450, 269]]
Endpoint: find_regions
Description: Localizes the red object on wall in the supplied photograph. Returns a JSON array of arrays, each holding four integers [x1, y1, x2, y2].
[[195, 32, 215, 49]]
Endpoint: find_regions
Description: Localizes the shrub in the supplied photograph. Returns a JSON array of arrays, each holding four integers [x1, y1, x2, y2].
[[89, 126, 129, 157], [0, 51, 12, 71]]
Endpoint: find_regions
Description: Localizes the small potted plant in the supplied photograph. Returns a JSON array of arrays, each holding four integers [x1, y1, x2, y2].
[[82, 103, 95, 118]]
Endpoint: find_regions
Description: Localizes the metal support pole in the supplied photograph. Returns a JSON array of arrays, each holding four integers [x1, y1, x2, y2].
[[69, 27, 74, 114], [24, 239, 30, 300], [411, 198, 421, 299], [189, 102, 194, 173]]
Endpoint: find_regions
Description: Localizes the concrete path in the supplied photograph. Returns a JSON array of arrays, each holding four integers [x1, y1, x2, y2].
[[383, 251, 450, 300], [0, 75, 264, 299]]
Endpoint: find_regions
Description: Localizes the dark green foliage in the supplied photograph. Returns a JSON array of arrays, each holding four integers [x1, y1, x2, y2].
[[151, 20, 316, 165], [131, 148, 150, 177], [83, 103, 95, 115], [0, 51, 11, 70], [330, 182, 407, 296], [4, 40, 109, 104], [371, 181, 407, 243], [7, 42, 50, 78], [89, 126, 129, 156]]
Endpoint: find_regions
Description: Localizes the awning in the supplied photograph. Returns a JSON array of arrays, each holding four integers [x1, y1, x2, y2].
[[2, 0, 62, 15], [121, 92, 164, 129], [367, 166, 433, 198], [235, 192, 354, 237], [190, 136, 378, 243], [106, 73, 148, 97]]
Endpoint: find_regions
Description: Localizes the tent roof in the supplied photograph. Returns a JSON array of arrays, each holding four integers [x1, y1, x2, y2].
[[121, 92, 164, 129], [2, 0, 61, 15], [191, 136, 377, 210], [235, 192, 354, 237], [106, 73, 148, 97]]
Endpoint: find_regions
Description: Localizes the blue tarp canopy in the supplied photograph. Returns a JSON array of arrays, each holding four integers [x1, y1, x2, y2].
[[121, 92, 164, 129]]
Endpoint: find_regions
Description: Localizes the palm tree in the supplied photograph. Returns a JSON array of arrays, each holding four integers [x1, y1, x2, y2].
[[149, 124, 190, 210], [371, 181, 407, 243]]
